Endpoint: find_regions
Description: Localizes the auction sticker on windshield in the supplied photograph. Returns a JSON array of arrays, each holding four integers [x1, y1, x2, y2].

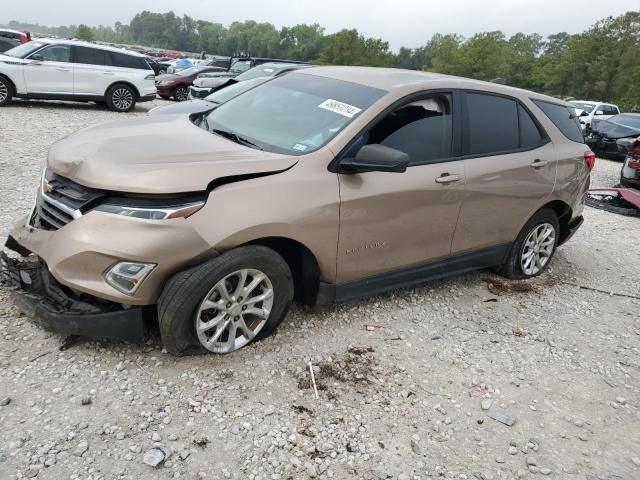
[[318, 99, 362, 118]]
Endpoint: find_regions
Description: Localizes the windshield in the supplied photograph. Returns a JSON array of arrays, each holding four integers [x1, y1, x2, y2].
[[236, 65, 281, 81], [4, 41, 46, 58], [204, 77, 268, 104], [230, 60, 252, 73], [205, 73, 386, 155], [614, 114, 640, 129], [570, 102, 596, 113]]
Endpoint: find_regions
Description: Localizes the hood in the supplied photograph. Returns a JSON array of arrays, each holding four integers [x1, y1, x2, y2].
[[591, 118, 640, 139], [47, 115, 297, 194], [0, 53, 27, 64], [193, 77, 234, 89], [155, 73, 181, 83], [147, 99, 216, 116]]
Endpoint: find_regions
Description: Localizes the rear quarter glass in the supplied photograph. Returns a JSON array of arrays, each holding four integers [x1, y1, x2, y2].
[[534, 100, 585, 144]]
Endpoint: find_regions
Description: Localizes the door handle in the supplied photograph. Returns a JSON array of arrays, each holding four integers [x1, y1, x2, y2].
[[530, 159, 549, 169], [56, 68, 70, 72], [435, 173, 462, 184], [102, 71, 115, 76]]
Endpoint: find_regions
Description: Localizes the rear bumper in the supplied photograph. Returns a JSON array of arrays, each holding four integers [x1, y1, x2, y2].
[[0, 252, 148, 343]]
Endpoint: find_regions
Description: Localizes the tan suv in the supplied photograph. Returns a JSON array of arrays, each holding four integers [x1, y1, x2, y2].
[[1, 67, 592, 355]]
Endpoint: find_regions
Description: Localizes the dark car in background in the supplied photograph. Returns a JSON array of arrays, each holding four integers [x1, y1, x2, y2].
[[155, 65, 227, 101], [0, 29, 30, 53], [587, 113, 640, 160], [144, 56, 162, 76], [148, 75, 270, 117], [190, 62, 311, 99]]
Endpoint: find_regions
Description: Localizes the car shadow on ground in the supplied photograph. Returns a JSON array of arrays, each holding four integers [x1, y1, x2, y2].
[[3, 99, 155, 112], [24, 268, 530, 361]]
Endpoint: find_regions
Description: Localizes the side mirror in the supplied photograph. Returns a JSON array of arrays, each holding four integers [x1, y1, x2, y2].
[[595, 110, 604, 115], [30, 53, 43, 62], [340, 144, 409, 174]]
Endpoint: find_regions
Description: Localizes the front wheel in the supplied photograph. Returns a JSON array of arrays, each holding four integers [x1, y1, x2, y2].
[[106, 84, 136, 112], [158, 246, 294, 355], [0, 76, 14, 106], [174, 86, 189, 102], [498, 208, 559, 280]]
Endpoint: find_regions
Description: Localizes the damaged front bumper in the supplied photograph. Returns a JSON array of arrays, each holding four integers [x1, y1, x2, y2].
[[0, 251, 149, 343]]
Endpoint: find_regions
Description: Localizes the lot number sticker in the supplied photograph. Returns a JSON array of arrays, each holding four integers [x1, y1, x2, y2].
[[318, 99, 362, 118]]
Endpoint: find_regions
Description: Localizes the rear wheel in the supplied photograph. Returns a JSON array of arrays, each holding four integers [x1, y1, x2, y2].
[[174, 86, 189, 102], [158, 246, 294, 355], [498, 208, 559, 280], [106, 84, 136, 112], [0, 76, 14, 106]]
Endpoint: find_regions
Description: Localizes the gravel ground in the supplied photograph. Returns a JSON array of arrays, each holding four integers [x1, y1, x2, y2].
[[1, 99, 639, 480]]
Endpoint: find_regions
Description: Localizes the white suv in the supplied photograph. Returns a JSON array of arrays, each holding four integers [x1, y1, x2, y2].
[[0, 39, 157, 112], [570, 100, 620, 133]]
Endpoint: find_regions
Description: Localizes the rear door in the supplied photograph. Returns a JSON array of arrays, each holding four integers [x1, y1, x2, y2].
[[452, 91, 557, 255], [23, 44, 73, 93], [104, 51, 149, 87], [71, 46, 108, 95]]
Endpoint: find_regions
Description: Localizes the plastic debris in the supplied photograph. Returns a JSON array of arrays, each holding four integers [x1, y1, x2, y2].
[[143, 446, 171, 467], [487, 411, 515, 426]]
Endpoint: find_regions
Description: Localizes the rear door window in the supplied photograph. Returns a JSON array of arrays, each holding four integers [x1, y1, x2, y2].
[[72, 46, 106, 66], [464, 92, 519, 156], [603, 105, 618, 115], [106, 51, 147, 70], [533, 100, 584, 144]]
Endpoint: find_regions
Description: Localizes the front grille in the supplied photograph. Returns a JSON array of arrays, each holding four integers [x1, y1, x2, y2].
[[31, 172, 105, 231]]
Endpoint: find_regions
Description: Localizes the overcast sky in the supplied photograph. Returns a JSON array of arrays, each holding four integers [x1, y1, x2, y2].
[[2, 0, 637, 50]]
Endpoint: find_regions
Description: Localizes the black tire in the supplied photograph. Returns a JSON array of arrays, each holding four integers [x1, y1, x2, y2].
[[105, 83, 136, 112], [174, 86, 189, 102], [0, 76, 14, 106], [498, 208, 559, 280], [158, 246, 294, 355]]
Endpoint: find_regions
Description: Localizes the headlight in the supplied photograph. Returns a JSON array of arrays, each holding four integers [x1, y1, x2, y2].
[[104, 262, 156, 295], [95, 201, 205, 220]]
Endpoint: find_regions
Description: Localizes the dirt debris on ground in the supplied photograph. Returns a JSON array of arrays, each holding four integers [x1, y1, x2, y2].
[[0, 99, 639, 480]]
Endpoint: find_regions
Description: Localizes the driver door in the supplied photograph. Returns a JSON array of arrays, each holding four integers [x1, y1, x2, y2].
[[336, 92, 466, 285], [24, 44, 73, 94]]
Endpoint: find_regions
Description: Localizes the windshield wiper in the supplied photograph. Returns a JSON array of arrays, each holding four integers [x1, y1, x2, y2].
[[212, 128, 263, 150]]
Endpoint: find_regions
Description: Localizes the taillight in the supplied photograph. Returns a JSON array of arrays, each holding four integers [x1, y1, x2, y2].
[[19, 33, 28, 44], [584, 150, 596, 171]]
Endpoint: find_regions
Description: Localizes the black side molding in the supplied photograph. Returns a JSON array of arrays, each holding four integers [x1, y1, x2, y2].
[[316, 243, 511, 305]]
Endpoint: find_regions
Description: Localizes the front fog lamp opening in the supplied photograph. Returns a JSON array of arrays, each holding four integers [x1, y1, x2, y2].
[[104, 262, 156, 295]]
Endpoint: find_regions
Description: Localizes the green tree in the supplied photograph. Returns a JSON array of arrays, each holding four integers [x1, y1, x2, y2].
[[75, 24, 94, 42], [280, 24, 326, 61], [317, 29, 392, 66]]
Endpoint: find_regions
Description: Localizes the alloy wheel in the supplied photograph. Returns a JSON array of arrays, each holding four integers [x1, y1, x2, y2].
[[175, 87, 188, 101], [520, 222, 555, 276], [0, 82, 8, 103], [195, 269, 274, 353], [112, 88, 133, 111]]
